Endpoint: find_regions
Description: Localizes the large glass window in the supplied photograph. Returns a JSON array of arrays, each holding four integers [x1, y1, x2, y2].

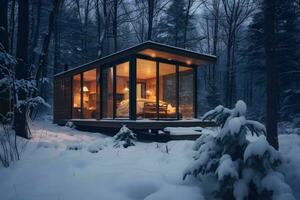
[[116, 62, 130, 118], [82, 69, 97, 119], [71, 60, 195, 120], [159, 63, 177, 118], [136, 59, 157, 119], [179, 66, 194, 118], [72, 74, 81, 118], [102, 66, 114, 118]]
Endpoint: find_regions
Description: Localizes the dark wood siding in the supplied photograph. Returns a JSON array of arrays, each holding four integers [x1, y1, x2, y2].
[[53, 76, 71, 123]]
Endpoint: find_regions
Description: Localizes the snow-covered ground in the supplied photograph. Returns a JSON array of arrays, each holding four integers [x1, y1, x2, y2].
[[0, 118, 299, 200], [0, 119, 204, 200]]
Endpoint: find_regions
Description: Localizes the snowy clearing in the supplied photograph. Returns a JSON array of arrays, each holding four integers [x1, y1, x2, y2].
[[0, 119, 204, 200], [0, 119, 299, 200]]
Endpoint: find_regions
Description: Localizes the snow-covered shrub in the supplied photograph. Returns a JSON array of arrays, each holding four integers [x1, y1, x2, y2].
[[183, 100, 295, 199], [65, 121, 75, 128], [113, 125, 137, 148], [1, 48, 49, 139]]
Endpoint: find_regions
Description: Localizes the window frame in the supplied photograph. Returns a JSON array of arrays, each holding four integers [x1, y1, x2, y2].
[[134, 54, 197, 120], [70, 55, 197, 120]]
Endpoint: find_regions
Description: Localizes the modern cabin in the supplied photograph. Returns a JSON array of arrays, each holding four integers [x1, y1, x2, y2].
[[53, 41, 217, 132]]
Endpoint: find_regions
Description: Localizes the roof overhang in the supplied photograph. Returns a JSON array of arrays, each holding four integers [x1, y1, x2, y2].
[[54, 41, 216, 78]]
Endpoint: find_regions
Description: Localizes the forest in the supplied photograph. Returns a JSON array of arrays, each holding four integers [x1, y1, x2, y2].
[[0, 0, 300, 199], [1, 0, 299, 127]]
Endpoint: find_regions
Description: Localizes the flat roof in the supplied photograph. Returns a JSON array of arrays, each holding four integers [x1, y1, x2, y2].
[[54, 41, 216, 78]]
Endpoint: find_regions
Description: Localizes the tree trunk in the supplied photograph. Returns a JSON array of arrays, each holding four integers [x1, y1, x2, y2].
[[35, 0, 60, 98], [147, 0, 154, 40], [95, 0, 102, 45], [29, 0, 42, 65], [212, 0, 220, 81], [183, 0, 192, 48], [15, 0, 30, 138], [9, 0, 16, 53], [53, 3, 60, 75], [113, 0, 118, 52], [0, 0, 9, 52], [102, 0, 109, 56], [83, 0, 90, 62], [225, 31, 232, 107], [0, 0, 10, 116], [264, 0, 279, 150]]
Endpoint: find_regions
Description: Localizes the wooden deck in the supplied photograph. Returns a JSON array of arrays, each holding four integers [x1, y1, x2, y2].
[[67, 119, 217, 141], [70, 119, 216, 130]]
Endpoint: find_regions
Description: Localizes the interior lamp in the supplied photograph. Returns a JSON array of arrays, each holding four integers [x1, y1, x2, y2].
[[124, 87, 129, 92], [82, 86, 89, 92], [146, 90, 152, 95]]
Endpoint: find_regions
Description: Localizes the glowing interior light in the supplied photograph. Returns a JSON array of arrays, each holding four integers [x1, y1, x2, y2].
[[146, 90, 152, 95], [151, 53, 156, 57], [124, 87, 129, 92], [187, 60, 192, 65], [82, 86, 89, 92]]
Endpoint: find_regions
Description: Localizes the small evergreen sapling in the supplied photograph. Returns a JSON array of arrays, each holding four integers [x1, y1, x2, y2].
[[113, 125, 137, 148], [183, 100, 295, 200]]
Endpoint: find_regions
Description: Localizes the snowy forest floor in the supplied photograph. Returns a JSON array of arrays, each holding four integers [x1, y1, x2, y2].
[[0, 117, 300, 200]]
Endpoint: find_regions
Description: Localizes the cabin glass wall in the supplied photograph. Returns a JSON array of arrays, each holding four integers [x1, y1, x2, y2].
[[102, 66, 114, 118], [158, 63, 176, 118], [179, 66, 194, 118], [96, 68, 101, 119], [136, 59, 157, 119], [72, 74, 81, 118], [82, 69, 97, 119], [116, 62, 129, 118]]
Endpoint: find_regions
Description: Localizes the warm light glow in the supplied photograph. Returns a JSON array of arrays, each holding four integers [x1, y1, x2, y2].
[[82, 86, 89, 92], [187, 60, 192, 65], [124, 87, 129, 92], [146, 90, 152, 95], [151, 53, 156, 58]]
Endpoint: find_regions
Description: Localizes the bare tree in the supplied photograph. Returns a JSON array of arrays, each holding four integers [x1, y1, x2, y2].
[[147, 0, 154, 40], [264, 0, 279, 149], [35, 0, 61, 99], [221, 0, 255, 107], [95, 0, 113, 57]]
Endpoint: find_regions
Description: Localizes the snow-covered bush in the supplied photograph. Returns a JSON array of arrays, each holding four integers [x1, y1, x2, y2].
[[183, 100, 295, 199], [113, 125, 137, 148], [65, 121, 75, 128], [1, 46, 49, 139]]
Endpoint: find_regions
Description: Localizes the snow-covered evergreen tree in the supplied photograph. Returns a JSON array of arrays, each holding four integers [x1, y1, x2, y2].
[[113, 125, 137, 148], [184, 100, 295, 199]]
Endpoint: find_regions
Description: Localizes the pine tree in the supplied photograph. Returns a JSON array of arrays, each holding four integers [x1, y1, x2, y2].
[[183, 101, 294, 199], [244, 0, 300, 122], [113, 125, 137, 148], [276, 0, 300, 121]]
